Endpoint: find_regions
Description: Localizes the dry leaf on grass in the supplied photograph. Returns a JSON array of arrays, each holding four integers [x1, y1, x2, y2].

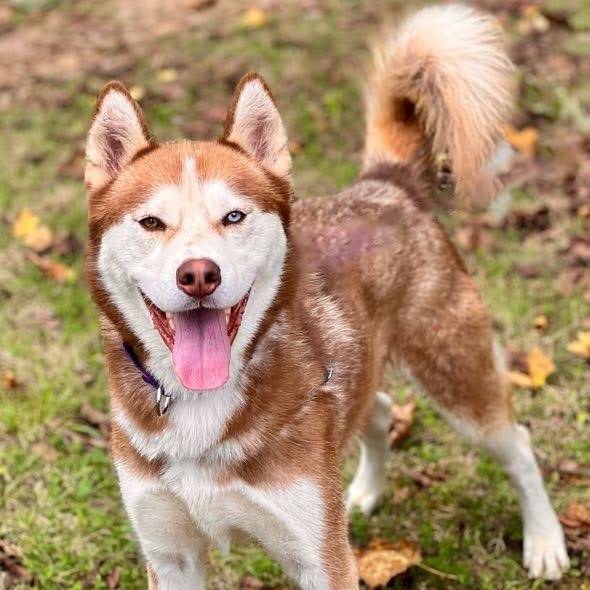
[[12, 208, 54, 253], [27, 251, 76, 283], [559, 502, 590, 551], [503, 125, 538, 157], [106, 566, 122, 590], [357, 539, 421, 588], [79, 401, 111, 438], [567, 331, 590, 360], [410, 465, 449, 489], [533, 315, 549, 330], [31, 441, 59, 462], [241, 7, 268, 28], [507, 346, 555, 389], [0, 539, 32, 585], [1, 369, 20, 390], [388, 401, 415, 447]]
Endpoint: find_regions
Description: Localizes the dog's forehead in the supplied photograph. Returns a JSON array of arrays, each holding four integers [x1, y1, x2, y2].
[[89, 141, 285, 233]]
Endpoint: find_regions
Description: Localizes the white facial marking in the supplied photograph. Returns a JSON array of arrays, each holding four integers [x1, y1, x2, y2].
[[98, 155, 287, 407]]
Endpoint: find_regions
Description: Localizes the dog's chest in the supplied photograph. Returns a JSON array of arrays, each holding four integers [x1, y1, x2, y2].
[[159, 461, 326, 561]]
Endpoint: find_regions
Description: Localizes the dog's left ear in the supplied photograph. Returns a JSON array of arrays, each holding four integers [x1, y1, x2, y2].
[[223, 73, 291, 181], [85, 81, 153, 192]]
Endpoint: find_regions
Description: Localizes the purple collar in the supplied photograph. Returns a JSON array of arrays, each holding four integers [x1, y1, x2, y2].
[[123, 342, 172, 415]]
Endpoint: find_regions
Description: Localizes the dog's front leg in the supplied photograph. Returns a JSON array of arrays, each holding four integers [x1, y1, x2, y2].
[[117, 466, 207, 589], [248, 474, 358, 590]]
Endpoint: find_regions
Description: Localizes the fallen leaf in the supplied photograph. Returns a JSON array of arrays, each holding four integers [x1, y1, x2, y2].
[[241, 7, 269, 28], [503, 125, 539, 157], [186, 0, 217, 10], [1, 369, 20, 390], [0, 539, 31, 585], [527, 347, 556, 388], [129, 85, 146, 101], [507, 370, 534, 388], [157, 68, 179, 83], [533, 315, 549, 330], [567, 331, 590, 359], [240, 575, 264, 589], [391, 486, 410, 505], [106, 566, 121, 590], [410, 465, 449, 489], [516, 5, 550, 35], [357, 539, 421, 588], [79, 402, 110, 437], [27, 252, 76, 283], [12, 208, 54, 253], [514, 263, 542, 279], [31, 441, 58, 462], [388, 401, 415, 447]]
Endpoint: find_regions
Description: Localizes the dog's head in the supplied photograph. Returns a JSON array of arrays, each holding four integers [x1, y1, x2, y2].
[[86, 74, 292, 393]]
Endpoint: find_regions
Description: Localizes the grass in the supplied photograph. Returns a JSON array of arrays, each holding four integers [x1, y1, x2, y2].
[[0, 0, 588, 588]]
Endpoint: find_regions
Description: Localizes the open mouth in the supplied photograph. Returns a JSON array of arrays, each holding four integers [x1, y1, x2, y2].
[[142, 291, 249, 391]]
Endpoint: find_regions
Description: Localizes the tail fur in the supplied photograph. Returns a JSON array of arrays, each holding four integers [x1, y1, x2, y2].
[[364, 4, 514, 201]]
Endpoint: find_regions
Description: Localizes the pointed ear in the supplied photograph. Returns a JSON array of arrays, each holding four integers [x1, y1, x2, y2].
[[85, 81, 153, 192], [223, 73, 291, 180]]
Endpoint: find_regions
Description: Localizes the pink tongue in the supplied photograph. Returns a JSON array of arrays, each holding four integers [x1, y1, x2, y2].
[[172, 308, 230, 391]]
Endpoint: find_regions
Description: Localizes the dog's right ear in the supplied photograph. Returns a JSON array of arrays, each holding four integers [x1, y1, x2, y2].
[[85, 81, 153, 192]]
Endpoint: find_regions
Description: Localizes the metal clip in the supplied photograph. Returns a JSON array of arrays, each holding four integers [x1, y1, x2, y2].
[[155, 386, 172, 416]]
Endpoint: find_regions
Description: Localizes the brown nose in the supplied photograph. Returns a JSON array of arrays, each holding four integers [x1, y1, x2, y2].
[[176, 258, 221, 298]]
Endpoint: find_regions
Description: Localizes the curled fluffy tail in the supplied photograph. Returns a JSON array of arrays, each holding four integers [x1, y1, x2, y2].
[[364, 4, 514, 200]]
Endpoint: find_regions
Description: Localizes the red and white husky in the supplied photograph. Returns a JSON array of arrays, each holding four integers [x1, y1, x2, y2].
[[85, 5, 569, 588]]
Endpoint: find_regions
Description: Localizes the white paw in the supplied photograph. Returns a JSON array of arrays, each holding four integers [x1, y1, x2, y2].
[[345, 480, 384, 516], [523, 527, 570, 580]]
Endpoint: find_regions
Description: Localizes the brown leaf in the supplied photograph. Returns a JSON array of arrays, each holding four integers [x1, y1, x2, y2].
[[559, 502, 590, 550], [0, 539, 31, 585], [53, 232, 82, 256], [533, 315, 549, 330], [79, 402, 110, 437], [388, 401, 415, 447], [514, 263, 542, 279], [410, 465, 449, 489], [240, 575, 264, 589], [31, 441, 59, 462], [27, 251, 76, 283], [357, 539, 421, 588], [106, 566, 121, 590], [1, 369, 20, 390]]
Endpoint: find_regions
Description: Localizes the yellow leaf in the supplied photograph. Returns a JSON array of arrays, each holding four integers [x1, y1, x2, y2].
[[527, 346, 555, 388], [156, 68, 178, 83], [567, 331, 590, 359], [129, 85, 146, 101], [357, 540, 421, 588], [533, 315, 548, 330], [241, 7, 268, 28], [503, 125, 538, 157], [507, 370, 534, 389], [12, 209, 54, 252]]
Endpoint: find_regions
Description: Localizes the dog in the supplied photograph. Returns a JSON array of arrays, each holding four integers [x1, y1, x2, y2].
[[85, 5, 570, 588]]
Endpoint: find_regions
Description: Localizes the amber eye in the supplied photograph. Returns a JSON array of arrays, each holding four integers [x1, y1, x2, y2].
[[139, 216, 166, 231]]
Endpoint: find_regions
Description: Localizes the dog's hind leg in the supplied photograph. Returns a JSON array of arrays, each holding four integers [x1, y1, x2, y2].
[[345, 391, 392, 516], [398, 277, 570, 580]]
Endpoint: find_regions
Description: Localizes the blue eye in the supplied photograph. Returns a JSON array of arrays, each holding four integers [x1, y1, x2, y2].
[[223, 210, 246, 225]]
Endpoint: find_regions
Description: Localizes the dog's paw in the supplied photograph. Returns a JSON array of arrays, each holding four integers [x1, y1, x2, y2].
[[345, 481, 384, 516], [524, 527, 570, 580]]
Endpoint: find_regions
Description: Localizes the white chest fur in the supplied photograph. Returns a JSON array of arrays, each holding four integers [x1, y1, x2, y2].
[[116, 461, 329, 589]]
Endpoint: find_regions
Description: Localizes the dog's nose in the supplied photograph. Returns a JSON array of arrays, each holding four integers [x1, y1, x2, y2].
[[176, 258, 221, 298]]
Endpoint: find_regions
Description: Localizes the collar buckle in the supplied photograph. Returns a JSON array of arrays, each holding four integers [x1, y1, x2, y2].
[[155, 385, 172, 416]]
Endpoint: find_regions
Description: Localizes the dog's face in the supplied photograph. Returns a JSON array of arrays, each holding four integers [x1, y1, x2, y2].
[[86, 75, 292, 392]]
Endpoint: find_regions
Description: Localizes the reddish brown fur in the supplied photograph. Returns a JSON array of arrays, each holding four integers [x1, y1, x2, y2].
[[87, 73, 514, 587]]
